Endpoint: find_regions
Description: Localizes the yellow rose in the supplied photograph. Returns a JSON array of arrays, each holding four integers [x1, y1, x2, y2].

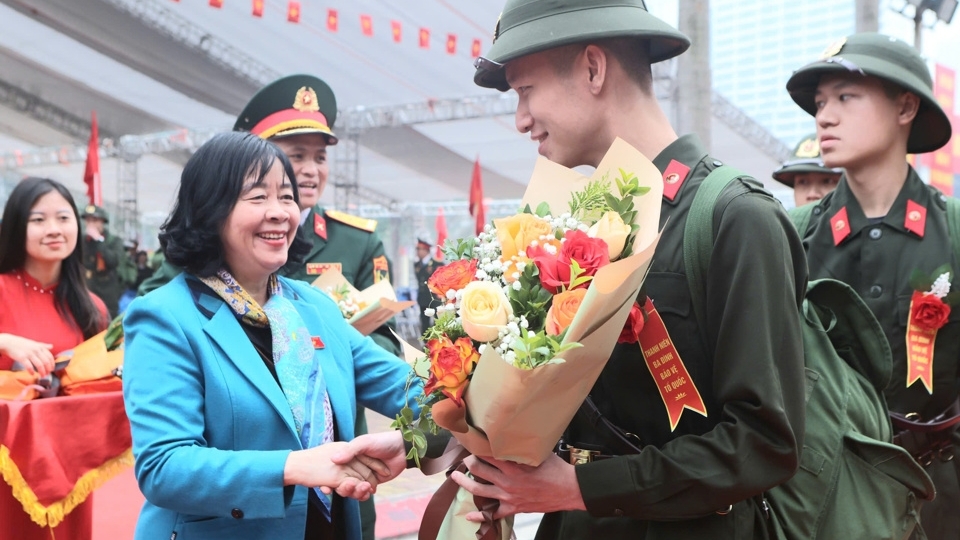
[[460, 281, 513, 342], [588, 211, 631, 261], [494, 213, 554, 264]]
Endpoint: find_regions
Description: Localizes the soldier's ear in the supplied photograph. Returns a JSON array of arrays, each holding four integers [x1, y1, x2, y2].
[[583, 44, 608, 95], [896, 91, 920, 127]]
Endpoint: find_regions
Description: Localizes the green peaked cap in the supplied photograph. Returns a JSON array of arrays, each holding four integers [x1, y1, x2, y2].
[[474, 0, 690, 91]]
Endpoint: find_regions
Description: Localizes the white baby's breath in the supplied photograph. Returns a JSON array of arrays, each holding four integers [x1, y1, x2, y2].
[[930, 273, 952, 299]]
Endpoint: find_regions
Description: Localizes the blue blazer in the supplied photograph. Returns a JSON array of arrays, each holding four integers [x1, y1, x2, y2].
[[122, 274, 420, 540]]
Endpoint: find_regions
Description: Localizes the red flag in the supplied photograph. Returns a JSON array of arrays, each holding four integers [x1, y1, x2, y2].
[[287, 1, 300, 22], [83, 112, 102, 207], [209, 0, 222, 7], [469, 157, 485, 235], [435, 208, 448, 260], [446, 34, 457, 54], [252, 0, 263, 17], [360, 14, 373, 36], [471, 38, 482, 58], [391, 20, 402, 43], [327, 9, 338, 31], [419, 28, 430, 48]]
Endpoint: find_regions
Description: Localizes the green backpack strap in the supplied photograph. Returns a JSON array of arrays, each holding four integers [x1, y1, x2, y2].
[[788, 203, 816, 237], [682, 165, 745, 330], [947, 196, 960, 259]]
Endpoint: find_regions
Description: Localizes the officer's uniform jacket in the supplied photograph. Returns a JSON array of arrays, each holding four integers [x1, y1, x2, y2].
[[281, 205, 401, 359], [537, 135, 808, 540], [798, 169, 960, 538], [82, 233, 126, 317], [414, 257, 443, 321]]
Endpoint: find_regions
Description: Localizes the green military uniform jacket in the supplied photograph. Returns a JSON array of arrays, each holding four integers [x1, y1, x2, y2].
[[82, 233, 126, 318], [796, 169, 960, 539], [536, 135, 808, 540], [284, 205, 401, 358]]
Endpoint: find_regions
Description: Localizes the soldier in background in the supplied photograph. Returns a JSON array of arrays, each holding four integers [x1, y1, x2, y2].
[[81, 205, 126, 317], [413, 237, 443, 334], [772, 133, 842, 208]]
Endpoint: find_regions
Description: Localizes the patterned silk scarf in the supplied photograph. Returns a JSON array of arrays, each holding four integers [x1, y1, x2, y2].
[[199, 270, 334, 517]]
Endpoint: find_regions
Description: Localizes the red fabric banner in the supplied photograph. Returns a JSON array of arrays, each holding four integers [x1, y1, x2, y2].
[[327, 9, 338, 31], [471, 38, 482, 59], [391, 20, 402, 43], [638, 299, 707, 431], [446, 33, 457, 54], [469, 157, 485, 235], [287, 1, 300, 23], [419, 28, 430, 49], [435, 208, 447, 259], [83, 112, 102, 207], [251, 0, 263, 17], [360, 14, 373, 36]]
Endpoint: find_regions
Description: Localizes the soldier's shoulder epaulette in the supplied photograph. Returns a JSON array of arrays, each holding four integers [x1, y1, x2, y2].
[[325, 209, 377, 233]]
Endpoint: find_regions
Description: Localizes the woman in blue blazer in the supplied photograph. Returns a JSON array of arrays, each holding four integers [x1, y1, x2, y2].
[[122, 132, 421, 540]]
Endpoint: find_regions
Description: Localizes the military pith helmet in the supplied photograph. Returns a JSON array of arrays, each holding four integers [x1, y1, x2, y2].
[[474, 0, 690, 91], [786, 33, 951, 154], [81, 204, 109, 223], [772, 134, 842, 188], [234, 74, 339, 145]]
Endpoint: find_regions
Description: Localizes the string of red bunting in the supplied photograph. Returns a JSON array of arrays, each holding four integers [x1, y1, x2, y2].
[[188, 0, 484, 58]]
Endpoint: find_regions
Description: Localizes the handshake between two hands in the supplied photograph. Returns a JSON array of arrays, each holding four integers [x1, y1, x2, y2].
[[285, 430, 408, 502]]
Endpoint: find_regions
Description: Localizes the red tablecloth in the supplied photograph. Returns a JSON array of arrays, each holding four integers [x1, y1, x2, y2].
[[0, 392, 131, 535]]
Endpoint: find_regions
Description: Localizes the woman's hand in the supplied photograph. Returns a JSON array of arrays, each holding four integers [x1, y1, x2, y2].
[[330, 431, 408, 484], [0, 334, 55, 376], [283, 441, 389, 500]]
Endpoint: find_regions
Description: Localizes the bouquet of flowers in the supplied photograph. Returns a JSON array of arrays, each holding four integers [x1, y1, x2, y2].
[[312, 268, 415, 336], [395, 138, 662, 466]]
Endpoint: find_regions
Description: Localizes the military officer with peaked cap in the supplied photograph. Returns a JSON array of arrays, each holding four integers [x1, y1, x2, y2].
[[786, 33, 959, 539], [772, 133, 841, 208], [81, 204, 127, 318], [443, 0, 809, 538]]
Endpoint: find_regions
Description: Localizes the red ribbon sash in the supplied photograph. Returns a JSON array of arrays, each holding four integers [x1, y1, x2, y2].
[[906, 292, 937, 394], [638, 299, 708, 431]]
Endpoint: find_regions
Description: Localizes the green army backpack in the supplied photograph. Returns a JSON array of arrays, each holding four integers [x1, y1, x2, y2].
[[684, 166, 935, 540]]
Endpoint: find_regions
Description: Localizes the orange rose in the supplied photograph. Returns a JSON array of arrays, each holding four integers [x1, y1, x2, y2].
[[427, 259, 478, 299], [545, 288, 587, 336], [422, 336, 480, 405], [494, 213, 554, 265]]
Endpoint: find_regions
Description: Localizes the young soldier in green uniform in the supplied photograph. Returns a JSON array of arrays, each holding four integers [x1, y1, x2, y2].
[[81, 205, 126, 317], [772, 133, 841, 208], [786, 33, 959, 539], [448, 1, 808, 538]]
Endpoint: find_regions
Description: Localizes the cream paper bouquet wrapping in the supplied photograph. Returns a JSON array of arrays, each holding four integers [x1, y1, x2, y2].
[[404, 138, 663, 467], [312, 268, 415, 336]]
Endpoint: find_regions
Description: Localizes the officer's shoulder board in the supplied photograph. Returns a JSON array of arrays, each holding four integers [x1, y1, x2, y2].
[[325, 209, 377, 233]]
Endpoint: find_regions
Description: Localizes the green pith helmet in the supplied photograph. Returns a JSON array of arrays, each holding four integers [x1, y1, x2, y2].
[[81, 204, 109, 223], [234, 74, 339, 145], [474, 0, 690, 91], [772, 133, 842, 188], [786, 33, 951, 154]]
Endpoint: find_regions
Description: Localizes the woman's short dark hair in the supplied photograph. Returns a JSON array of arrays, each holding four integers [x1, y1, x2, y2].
[[159, 131, 311, 277], [0, 177, 104, 338]]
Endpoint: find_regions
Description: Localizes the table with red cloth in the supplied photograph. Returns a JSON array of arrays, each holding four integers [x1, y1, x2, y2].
[[0, 392, 132, 540]]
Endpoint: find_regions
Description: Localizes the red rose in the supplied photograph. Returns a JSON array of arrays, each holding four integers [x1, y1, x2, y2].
[[559, 229, 609, 289], [423, 336, 480, 405], [617, 302, 646, 344], [911, 291, 951, 330], [527, 230, 610, 294], [427, 259, 478, 300]]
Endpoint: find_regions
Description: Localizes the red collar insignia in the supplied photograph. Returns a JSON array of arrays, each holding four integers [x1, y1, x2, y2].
[[314, 214, 328, 241], [662, 160, 690, 201], [311, 336, 325, 349], [830, 207, 851, 246], [904, 200, 926, 238]]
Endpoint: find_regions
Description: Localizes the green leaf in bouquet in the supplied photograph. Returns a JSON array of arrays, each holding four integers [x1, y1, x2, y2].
[[521, 203, 534, 214], [908, 269, 933, 293], [535, 202, 552, 217], [569, 177, 613, 221], [944, 290, 960, 307], [412, 355, 432, 379]]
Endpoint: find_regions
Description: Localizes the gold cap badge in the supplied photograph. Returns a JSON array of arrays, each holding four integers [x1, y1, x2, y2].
[[85, 205, 96, 214], [796, 138, 820, 159], [820, 37, 846, 60], [293, 86, 320, 113]]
